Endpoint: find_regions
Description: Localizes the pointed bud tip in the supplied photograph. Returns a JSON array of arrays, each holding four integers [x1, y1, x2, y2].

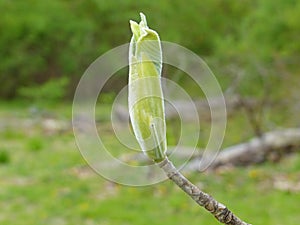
[[129, 20, 140, 40], [139, 12, 147, 27], [129, 20, 138, 27], [139, 12, 146, 20]]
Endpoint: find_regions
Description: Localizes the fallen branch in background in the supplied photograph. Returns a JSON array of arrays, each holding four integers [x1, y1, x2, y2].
[[184, 128, 300, 172], [121, 128, 300, 172]]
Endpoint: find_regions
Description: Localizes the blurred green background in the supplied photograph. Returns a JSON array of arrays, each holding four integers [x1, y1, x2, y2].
[[1, 0, 299, 101], [1, 0, 300, 224]]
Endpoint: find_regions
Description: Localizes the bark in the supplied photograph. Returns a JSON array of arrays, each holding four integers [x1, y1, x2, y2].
[[158, 158, 251, 225]]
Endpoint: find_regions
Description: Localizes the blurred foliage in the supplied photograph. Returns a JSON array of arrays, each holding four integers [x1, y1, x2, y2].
[[18, 77, 69, 103], [0, 149, 10, 164], [0, 0, 299, 99], [26, 137, 45, 152], [0, 0, 95, 98]]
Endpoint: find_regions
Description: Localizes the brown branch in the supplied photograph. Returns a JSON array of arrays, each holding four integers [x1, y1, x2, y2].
[[158, 158, 251, 225]]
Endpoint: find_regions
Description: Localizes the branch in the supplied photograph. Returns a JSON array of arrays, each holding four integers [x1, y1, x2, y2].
[[184, 128, 300, 172], [157, 158, 251, 225]]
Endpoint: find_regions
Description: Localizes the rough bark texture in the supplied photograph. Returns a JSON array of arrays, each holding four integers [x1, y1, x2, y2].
[[158, 158, 251, 225]]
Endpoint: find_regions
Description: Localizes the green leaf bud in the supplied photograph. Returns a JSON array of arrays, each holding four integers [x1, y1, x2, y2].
[[128, 13, 167, 162]]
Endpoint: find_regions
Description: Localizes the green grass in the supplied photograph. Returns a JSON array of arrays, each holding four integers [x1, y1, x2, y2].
[[0, 102, 299, 225]]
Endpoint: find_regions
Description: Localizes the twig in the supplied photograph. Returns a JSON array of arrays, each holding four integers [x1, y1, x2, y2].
[[157, 158, 251, 225]]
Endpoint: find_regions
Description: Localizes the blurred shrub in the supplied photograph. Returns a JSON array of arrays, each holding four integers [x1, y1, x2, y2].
[[209, 0, 299, 99], [0, 0, 95, 98], [0, 149, 10, 164], [26, 137, 44, 152], [0, 0, 298, 99], [18, 77, 69, 103]]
